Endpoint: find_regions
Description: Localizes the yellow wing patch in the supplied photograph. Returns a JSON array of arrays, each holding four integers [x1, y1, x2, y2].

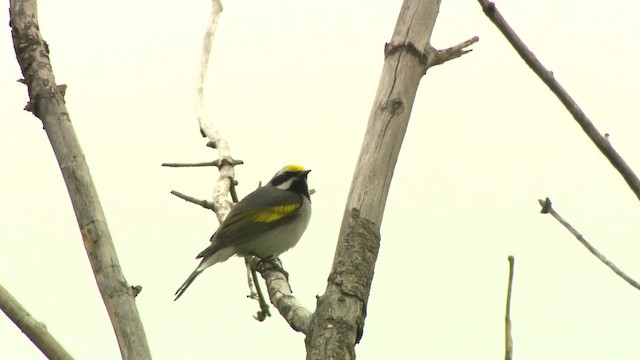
[[283, 164, 305, 172], [252, 204, 301, 223]]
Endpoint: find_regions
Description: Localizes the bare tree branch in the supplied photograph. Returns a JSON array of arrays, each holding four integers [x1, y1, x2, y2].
[[162, 161, 219, 167], [260, 266, 312, 333], [539, 198, 640, 291], [194, 0, 237, 224], [9, 1, 151, 358], [504, 256, 515, 360], [478, 0, 640, 202], [187, 0, 311, 328], [170, 190, 216, 211], [0, 284, 74, 360], [427, 36, 479, 68], [162, 158, 244, 168], [305, 1, 476, 357]]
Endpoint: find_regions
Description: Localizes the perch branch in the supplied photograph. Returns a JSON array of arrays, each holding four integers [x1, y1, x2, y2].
[[9, 1, 151, 358], [0, 283, 73, 360], [504, 256, 515, 360], [539, 198, 640, 291], [189, 0, 305, 325], [478, 0, 640, 202], [258, 263, 311, 333]]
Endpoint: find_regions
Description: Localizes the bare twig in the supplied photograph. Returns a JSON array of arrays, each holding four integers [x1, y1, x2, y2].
[[162, 161, 219, 168], [478, 0, 640, 202], [162, 158, 244, 168], [504, 256, 515, 360], [250, 260, 272, 322], [245, 258, 258, 300], [539, 198, 640, 291], [0, 284, 73, 360], [170, 190, 216, 211], [9, 1, 151, 358], [427, 36, 479, 67]]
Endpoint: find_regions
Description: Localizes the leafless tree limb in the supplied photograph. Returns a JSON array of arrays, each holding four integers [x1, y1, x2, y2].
[[504, 256, 515, 360], [185, 0, 311, 328], [260, 265, 312, 333], [162, 161, 219, 167], [194, 0, 237, 223], [305, 1, 476, 357], [478, 0, 640, 202], [0, 284, 74, 360], [9, 1, 151, 358], [539, 198, 640, 291], [162, 158, 244, 168], [170, 190, 216, 211], [427, 36, 479, 68]]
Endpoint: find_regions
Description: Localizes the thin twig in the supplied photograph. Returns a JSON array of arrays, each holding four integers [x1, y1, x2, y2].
[[245, 258, 258, 300], [504, 256, 515, 360], [427, 36, 479, 67], [477, 0, 640, 202], [250, 259, 272, 321], [162, 159, 244, 168], [539, 198, 640, 291], [170, 190, 216, 211], [0, 283, 73, 360], [162, 161, 219, 167]]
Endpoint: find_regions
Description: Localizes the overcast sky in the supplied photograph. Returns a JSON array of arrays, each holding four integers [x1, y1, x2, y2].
[[2, 1, 640, 359]]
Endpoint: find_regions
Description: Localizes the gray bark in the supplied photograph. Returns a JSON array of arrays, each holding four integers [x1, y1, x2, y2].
[[305, 0, 448, 358], [9, 1, 152, 358], [0, 284, 74, 360]]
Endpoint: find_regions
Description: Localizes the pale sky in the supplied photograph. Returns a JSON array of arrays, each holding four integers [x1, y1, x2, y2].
[[2, 1, 640, 359]]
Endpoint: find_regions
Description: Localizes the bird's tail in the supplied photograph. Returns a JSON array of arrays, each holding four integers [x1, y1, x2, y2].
[[174, 268, 203, 301]]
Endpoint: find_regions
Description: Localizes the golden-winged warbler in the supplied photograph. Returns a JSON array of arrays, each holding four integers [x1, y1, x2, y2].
[[175, 164, 311, 300]]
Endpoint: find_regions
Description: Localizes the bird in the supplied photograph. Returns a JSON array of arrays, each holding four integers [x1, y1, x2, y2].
[[174, 164, 312, 300]]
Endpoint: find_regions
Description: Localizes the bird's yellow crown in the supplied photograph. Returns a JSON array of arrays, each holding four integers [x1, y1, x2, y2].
[[283, 164, 305, 172]]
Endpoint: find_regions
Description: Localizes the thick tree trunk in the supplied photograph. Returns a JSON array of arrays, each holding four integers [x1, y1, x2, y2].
[[305, 0, 445, 358]]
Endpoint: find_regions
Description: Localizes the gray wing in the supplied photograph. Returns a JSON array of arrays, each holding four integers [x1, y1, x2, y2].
[[197, 186, 304, 259]]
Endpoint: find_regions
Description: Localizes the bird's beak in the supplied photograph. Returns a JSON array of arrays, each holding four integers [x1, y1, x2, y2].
[[300, 169, 311, 177]]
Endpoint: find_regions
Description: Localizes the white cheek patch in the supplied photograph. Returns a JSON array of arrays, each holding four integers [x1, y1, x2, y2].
[[275, 177, 296, 190]]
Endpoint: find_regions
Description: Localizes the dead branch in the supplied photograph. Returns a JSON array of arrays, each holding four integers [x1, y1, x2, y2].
[[170, 190, 216, 211], [162, 158, 244, 168], [185, 0, 311, 328], [305, 0, 476, 357], [9, 1, 151, 358], [260, 265, 311, 333], [0, 284, 73, 360], [478, 0, 640, 202], [539, 198, 640, 291], [504, 256, 515, 360]]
